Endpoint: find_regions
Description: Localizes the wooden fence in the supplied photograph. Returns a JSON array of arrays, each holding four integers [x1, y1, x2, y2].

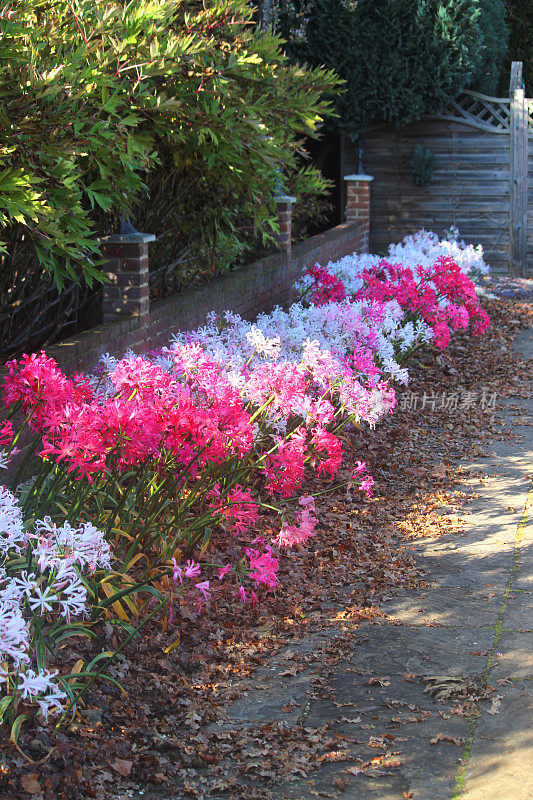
[[345, 63, 532, 276]]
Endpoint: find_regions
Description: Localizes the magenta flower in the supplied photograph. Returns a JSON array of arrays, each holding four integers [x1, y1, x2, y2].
[[184, 560, 201, 579], [217, 564, 232, 580]]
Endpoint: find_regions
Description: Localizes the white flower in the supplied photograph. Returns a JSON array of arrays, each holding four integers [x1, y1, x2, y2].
[[28, 585, 58, 614], [0, 485, 25, 555], [0, 600, 30, 664], [17, 668, 67, 716]]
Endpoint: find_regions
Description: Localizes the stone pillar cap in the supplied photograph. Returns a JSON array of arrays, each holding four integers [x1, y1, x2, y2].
[[344, 174, 374, 182], [100, 233, 156, 244], [274, 195, 297, 203]]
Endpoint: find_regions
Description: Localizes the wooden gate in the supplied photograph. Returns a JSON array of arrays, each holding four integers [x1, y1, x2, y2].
[[348, 63, 532, 275]]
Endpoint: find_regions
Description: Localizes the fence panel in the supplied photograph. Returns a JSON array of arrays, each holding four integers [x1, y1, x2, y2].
[[356, 120, 511, 272], [348, 65, 532, 275]]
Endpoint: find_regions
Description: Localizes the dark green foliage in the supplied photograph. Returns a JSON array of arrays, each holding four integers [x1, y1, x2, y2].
[[497, 1, 533, 96], [410, 144, 435, 187], [0, 0, 340, 293], [277, 0, 509, 132], [474, 0, 508, 95]]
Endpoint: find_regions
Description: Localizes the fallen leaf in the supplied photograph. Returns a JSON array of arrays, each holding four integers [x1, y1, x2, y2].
[[346, 765, 365, 775], [280, 665, 298, 676], [318, 750, 352, 763], [432, 464, 447, 477], [430, 734, 463, 746], [21, 774, 42, 795], [366, 677, 390, 686], [211, 778, 237, 791], [332, 776, 349, 789], [487, 695, 502, 715], [110, 759, 133, 777]]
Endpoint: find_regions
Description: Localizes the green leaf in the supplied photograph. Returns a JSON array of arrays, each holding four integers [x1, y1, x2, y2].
[[10, 714, 29, 744], [0, 695, 13, 724]]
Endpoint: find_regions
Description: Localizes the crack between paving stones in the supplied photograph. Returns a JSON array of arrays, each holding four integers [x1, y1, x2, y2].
[[451, 483, 533, 799]]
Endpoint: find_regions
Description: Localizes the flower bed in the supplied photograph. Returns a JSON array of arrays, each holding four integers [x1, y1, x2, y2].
[[0, 229, 490, 735]]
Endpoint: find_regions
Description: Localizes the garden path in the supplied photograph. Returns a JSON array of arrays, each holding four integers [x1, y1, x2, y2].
[[210, 325, 533, 799]]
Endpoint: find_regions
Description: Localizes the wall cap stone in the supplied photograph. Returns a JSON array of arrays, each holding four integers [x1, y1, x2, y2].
[[344, 174, 374, 182], [100, 233, 156, 244], [274, 195, 297, 203]]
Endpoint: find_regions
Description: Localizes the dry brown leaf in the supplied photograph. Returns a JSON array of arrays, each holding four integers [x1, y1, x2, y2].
[[110, 758, 133, 777], [332, 776, 349, 789], [346, 765, 365, 775], [429, 734, 463, 746], [20, 773, 42, 796], [487, 695, 503, 715]]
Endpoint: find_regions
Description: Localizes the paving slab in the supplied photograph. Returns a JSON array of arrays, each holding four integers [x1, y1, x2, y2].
[[346, 623, 494, 676], [514, 561, 533, 591], [500, 590, 533, 631], [489, 631, 533, 679], [378, 586, 503, 628], [461, 725, 533, 800], [421, 549, 516, 590]]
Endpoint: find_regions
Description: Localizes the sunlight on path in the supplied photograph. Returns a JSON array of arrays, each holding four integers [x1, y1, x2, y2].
[[454, 329, 533, 800]]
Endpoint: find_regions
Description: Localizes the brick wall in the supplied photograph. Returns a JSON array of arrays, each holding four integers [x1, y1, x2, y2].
[[44, 218, 370, 375]]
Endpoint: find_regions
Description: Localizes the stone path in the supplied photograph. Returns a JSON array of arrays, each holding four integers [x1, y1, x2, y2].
[[215, 327, 533, 799]]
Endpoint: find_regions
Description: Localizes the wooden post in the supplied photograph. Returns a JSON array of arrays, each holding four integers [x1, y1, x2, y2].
[[509, 62, 528, 277]]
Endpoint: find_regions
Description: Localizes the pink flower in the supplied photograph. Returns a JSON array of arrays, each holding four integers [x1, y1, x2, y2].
[[298, 495, 315, 511], [184, 560, 201, 579], [171, 557, 183, 585], [208, 484, 258, 535], [246, 545, 278, 590], [264, 427, 307, 497], [273, 509, 318, 549], [310, 426, 343, 477], [0, 421, 13, 447], [217, 564, 232, 580], [306, 264, 347, 306], [359, 476, 374, 497], [350, 461, 367, 478], [195, 580, 211, 602]]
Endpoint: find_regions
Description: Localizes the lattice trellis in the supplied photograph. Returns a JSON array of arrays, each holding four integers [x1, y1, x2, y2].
[[435, 90, 511, 133]]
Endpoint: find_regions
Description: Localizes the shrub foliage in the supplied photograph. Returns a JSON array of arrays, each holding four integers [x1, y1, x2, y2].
[[0, 0, 339, 298], [276, 0, 508, 133]]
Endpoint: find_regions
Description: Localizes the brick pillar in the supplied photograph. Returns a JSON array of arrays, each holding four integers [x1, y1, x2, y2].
[[344, 174, 374, 252], [100, 232, 156, 325], [274, 195, 296, 256]]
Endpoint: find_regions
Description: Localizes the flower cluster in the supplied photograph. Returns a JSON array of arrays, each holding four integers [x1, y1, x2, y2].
[[0, 484, 110, 716], [351, 256, 490, 350], [305, 263, 346, 306], [295, 230, 490, 354]]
